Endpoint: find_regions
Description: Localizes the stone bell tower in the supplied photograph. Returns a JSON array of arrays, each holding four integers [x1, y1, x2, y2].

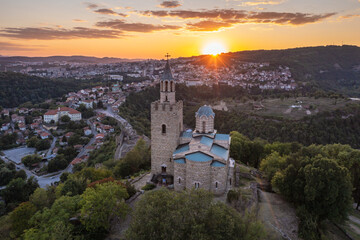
[[151, 53, 183, 182]]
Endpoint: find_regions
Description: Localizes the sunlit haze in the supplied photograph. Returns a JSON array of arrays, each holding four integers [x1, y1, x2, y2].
[[202, 41, 228, 56]]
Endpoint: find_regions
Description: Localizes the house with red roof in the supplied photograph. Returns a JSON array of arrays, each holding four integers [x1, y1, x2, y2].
[[44, 107, 81, 123]]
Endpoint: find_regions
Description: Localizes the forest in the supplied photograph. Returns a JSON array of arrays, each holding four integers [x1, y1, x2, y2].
[[0, 72, 102, 108], [118, 84, 360, 148]]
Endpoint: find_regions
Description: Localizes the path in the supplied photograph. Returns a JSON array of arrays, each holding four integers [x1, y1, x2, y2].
[[258, 190, 300, 240]]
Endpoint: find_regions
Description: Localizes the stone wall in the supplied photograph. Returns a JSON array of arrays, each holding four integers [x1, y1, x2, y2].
[[195, 115, 214, 133], [174, 162, 186, 191], [210, 165, 228, 195], [185, 160, 211, 191], [151, 100, 183, 176]]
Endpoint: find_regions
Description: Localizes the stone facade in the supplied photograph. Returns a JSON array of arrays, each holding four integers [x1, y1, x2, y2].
[[151, 101, 183, 176], [151, 59, 233, 196], [195, 115, 214, 133]]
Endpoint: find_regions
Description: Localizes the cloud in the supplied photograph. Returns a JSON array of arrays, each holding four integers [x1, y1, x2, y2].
[[93, 8, 127, 17], [72, 19, 87, 22], [95, 19, 181, 32], [139, 9, 336, 25], [186, 20, 236, 31], [84, 2, 99, 9], [159, 1, 182, 8], [339, 14, 360, 19], [238, 0, 285, 6], [0, 27, 123, 40], [0, 42, 43, 51]]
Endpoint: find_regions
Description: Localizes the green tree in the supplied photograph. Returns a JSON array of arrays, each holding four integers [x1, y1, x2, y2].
[[80, 182, 129, 233], [259, 151, 287, 182], [21, 154, 42, 168], [26, 136, 39, 148], [60, 115, 70, 122], [126, 189, 265, 240], [9, 202, 37, 237], [47, 154, 68, 172], [24, 195, 81, 240], [29, 188, 51, 209]]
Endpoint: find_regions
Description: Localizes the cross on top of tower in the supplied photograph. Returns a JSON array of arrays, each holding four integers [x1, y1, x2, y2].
[[165, 53, 171, 60]]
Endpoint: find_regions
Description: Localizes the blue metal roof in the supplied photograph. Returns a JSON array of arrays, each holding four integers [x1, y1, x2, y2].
[[200, 136, 213, 147], [181, 131, 193, 138], [161, 60, 174, 81], [174, 158, 186, 164], [215, 134, 230, 141], [186, 152, 213, 162], [196, 105, 215, 117], [211, 161, 226, 167], [210, 144, 229, 159], [173, 144, 189, 154]]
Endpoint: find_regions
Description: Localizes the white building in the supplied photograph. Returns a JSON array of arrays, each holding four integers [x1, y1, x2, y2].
[[44, 107, 82, 123]]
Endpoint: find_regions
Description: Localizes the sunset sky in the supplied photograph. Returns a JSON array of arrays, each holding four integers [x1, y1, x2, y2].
[[0, 0, 360, 58]]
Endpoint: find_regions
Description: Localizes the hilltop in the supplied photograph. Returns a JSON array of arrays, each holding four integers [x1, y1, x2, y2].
[[196, 45, 360, 96]]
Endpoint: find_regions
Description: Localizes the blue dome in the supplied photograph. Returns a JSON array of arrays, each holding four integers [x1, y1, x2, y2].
[[196, 105, 215, 117]]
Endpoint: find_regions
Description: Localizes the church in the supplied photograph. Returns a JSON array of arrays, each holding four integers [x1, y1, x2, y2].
[[150, 56, 234, 195]]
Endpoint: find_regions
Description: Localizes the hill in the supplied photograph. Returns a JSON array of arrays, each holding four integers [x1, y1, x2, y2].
[[0, 55, 141, 64], [0, 72, 100, 108], [195, 45, 360, 96]]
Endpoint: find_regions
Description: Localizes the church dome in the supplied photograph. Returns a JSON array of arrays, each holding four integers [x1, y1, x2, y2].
[[196, 105, 215, 118]]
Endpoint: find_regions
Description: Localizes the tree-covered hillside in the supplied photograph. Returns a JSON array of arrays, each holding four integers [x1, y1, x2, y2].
[[0, 72, 101, 107], [197, 45, 360, 96]]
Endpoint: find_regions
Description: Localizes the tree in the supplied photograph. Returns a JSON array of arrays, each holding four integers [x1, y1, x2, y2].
[[114, 138, 150, 178], [35, 139, 50, 151], [29, 188, 50, 209], [47, 154, 68, 172], [272, 156, 353, 239], [21, 154, 42, 168], [9, 202, 37, 237], [61, 176, 87, 196], [0, 167, 15, 186], [14, 169, 27, 180], [80, 182, 129, 233], [126, 189, 265, 240], [60, 115, 70, 123], [26, 136, 39, 148], [23, 195, 81, 240], [259, 151, 286, 182], [3, 177, 38, 208]]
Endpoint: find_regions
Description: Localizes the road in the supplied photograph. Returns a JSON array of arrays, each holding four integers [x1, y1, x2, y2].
[[46, 136, 57, 157]]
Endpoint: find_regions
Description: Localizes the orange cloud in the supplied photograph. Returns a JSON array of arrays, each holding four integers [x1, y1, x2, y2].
[[140, 9, 336, 25], [95, 19, 181, 32], [0, 27, 123, 40]]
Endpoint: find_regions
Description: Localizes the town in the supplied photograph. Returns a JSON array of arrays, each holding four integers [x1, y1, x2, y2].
[[0, 56, 297, 91], [0, 80, 146, 188]]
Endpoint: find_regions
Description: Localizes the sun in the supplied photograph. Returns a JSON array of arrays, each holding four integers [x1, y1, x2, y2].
[[201, 41, 228, 56]]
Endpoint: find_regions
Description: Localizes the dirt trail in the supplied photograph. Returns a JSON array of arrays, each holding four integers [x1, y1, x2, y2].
[[258, 190, 300, 240]]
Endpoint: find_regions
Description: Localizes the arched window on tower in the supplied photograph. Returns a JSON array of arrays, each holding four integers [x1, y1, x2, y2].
[[215, 182, 218, 189], [160, 81, 163, 91], [170, 81, 174, 92], [162, 124, 166, 134], [165, 81, 169, 92], [202, 121, 206, 133]]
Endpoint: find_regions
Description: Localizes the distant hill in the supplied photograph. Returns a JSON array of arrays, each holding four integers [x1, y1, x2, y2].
[[0, 55, 141, 64], [0, 72, 100, 108], [195, 45, 360, 96]]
